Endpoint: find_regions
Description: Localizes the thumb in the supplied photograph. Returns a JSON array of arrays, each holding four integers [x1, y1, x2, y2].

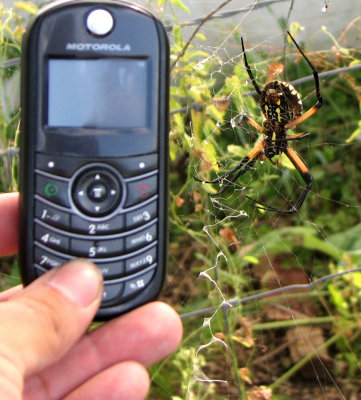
[[0, 260, 102, 379]]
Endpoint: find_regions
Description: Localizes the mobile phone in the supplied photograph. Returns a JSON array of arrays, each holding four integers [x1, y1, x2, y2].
[[18, 0, 169, 319]]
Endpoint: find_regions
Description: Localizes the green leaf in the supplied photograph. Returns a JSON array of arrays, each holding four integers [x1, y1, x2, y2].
[[302, 232, 343, 261], [169, 141, 179, 161], [351, 272, 361, 289], [328, 222, 361, 253], [243, 255, 259, 264], [172, 24, 183, 47], [346, 117, 361, 143], [350, 59, 361, 67], [227, 144, 249, 158], [206, 104, 224, 123], [201, 140, 219, 172], [190, 108, 204, 141], [171, 0, 190, 13], [288, 22, 304, 41], [328, 283, 349, 312], [14, 1, 38, 14], [281, 155, 296, 170]]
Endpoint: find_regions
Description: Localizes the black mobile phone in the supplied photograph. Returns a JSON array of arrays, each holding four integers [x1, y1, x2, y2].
[[18, 0, 169, 319]]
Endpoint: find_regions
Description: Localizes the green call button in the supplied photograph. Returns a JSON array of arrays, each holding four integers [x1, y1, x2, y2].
[[44, 183, 59, 197], [36, 174, 70, 208]]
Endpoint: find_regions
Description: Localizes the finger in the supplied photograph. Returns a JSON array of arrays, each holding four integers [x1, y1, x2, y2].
[[63, 362, 149, 400], [0, 192, 19, 256], [89, 301, 183, 366], [0, 260, 102, 380], [0, 285, 23, 301], [24, 302, 182, 399]]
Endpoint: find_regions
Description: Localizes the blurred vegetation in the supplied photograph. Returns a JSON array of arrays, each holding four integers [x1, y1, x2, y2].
[[0, 1, 361, 399], [158, 4, 361, 399]]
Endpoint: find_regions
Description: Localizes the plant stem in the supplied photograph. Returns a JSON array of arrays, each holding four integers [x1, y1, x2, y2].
[[252, 315, 335, 331], [270, 332, 342, 391]]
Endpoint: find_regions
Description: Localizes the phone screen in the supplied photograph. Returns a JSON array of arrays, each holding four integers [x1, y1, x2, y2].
[[48, 58, 149, 129]]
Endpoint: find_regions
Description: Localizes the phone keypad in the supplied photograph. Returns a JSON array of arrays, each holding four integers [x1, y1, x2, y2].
[[33, 153, 160, 307]]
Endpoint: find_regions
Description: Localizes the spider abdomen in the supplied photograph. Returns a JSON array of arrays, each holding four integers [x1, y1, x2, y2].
[[260, 80, 303, 126]]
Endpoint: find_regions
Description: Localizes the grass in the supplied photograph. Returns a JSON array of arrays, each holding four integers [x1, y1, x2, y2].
[[1, 1, 361, 399]]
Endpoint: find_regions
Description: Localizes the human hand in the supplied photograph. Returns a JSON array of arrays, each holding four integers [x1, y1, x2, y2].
[[0, 192, 182, 400]]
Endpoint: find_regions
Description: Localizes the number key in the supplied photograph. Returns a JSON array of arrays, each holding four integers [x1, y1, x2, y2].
[[35, 201, 70, 229], [35, 224, 69, 252]]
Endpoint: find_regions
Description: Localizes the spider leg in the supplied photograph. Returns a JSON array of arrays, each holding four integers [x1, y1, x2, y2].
[[213, 158, 256, 195], [241, 37, 262, 95], [285, 32, 323, 130], [286, 132, 310, 141], [269, 132, 310, 144], [271, 132, 310, 144], [287, 31, 322, 103], [194, 141, 264, 195], [284, 104, 321, 130], [239, 115, 265, 134], [284, 145, 313, 211], [246, 145, 312, 214]]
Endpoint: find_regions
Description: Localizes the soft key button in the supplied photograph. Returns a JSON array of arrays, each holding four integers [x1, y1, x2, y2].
[[124, 173, 157, 207], [36, 153, 81, 177], [114, 153, 158, 177]]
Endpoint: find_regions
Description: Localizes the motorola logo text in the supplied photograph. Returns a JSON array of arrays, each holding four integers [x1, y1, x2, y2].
[[66, 43, 131, 52]]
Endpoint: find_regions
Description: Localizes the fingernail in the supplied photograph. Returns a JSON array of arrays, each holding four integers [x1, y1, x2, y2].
[[47, 260, 103, 307]]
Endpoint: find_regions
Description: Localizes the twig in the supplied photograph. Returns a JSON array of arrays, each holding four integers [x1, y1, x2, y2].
[[170, 0, 234, 71], [339, 15, 361, 44], [164, 0, 289, 32], [180, 266, 361, 319]]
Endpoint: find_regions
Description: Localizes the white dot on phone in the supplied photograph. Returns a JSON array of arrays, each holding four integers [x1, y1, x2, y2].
[[48, 161, 55, 168], [139, 162, 145, 169], [87, 9, 114, 36]]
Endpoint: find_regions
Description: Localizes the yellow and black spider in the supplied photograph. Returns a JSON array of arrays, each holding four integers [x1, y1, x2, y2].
[[196, 31, 323, 214]]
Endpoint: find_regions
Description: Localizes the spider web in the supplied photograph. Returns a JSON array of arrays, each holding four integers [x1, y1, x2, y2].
[[156, 0, 361, 399]]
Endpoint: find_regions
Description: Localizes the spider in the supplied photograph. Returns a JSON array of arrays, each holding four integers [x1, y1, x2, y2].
[[195, 31, 323, 214]]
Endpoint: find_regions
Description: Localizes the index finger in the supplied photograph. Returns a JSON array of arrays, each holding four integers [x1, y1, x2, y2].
[[24, 301, 183, 399], [0, 192, 19, 257]]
